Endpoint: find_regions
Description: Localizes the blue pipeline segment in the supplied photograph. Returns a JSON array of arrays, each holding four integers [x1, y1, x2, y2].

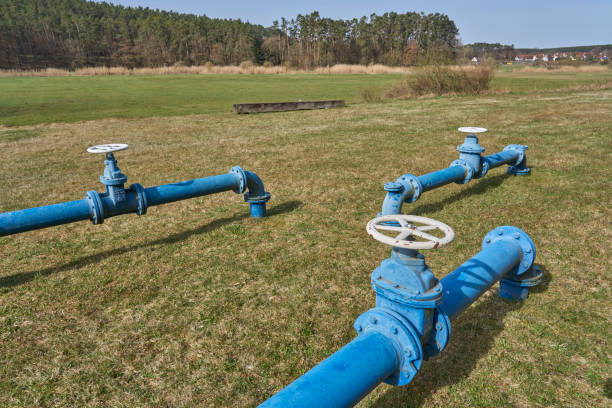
[[484, 150, 520, 169], [259, 331, 399, 408], [143, 173, 239, 206], [439, 238, 521, 320], [0, 169, 269, 236], [418, 165, 466, 191], [0, 199, 92, 235]]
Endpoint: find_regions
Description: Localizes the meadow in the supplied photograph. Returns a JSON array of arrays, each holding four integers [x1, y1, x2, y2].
[[0, 70, 610, 407], [1, 68, 611, 127]]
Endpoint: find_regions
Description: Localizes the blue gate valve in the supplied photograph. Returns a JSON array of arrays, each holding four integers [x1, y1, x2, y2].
[[381, 127, 531, 215], [260, 215, 542, 408], [0, 144, 271, 236]]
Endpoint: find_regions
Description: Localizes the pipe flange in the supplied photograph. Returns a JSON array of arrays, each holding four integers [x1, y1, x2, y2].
[[86, 190, 104, 225], [503, 144, 527, 166], [244, 191, 271, 204], [456, 135, 485, 154], [354, 307, 423, 386], [100, 174, 127, 186], [423, 306, 452, 359], [482, 226, 535, 276], [449, 159, 474, 185], [501, 265, 543, 287], [130, 183, 148, 216], [230, 166, 247, 194], [475, 158, 490, 179], [398, 174, 422, 203]]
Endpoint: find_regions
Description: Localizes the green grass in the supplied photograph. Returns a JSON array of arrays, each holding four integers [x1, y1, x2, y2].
[[492, 70, 612, 92], [2, 70, 611, 127], [0, 74, 400, 126], [0, 72, 610, 407]]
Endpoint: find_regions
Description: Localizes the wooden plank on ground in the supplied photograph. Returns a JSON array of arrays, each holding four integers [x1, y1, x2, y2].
[[233, 100, 345, 114]]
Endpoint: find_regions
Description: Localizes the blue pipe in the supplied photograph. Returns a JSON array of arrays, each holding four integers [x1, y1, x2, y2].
[[0, 199, 92, 235], [260, 226, 542, 407], [380, 137, 530, 216], [144, 173, 239, 206], [439, 237, 522, 321], [418, 165, 466, 191], [0, 165, 270, 237], [260, 331, 399, 408]]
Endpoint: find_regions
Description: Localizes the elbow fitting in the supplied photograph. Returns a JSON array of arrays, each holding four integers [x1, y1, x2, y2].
[[380, 174, 422, 215], [230, 166, 271, 218], [503, 144, 531, 175], [482, 226, 542, 300]]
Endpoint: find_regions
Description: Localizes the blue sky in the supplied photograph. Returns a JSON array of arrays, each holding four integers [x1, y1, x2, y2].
[[101, 0, 611, 48]]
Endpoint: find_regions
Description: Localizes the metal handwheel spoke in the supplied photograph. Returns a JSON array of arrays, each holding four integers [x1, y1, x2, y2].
[[416, 225, 437, 231], [409, 228, 441, 243], [375, 224, 409, 233]]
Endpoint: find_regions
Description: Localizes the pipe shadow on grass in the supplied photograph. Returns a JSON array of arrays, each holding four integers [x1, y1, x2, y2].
[[410, 173, 510, 216], [0, 200, 303, 290], [370, 264, 550, 408]]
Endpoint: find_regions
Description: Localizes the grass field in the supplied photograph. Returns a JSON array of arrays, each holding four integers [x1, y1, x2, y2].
[[0, 74, 400, 127], [0, 71, 611, 407], [1, 69, 611, 127]]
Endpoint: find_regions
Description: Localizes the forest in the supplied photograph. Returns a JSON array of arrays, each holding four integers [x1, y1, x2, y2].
[[0, 0, 459, 69]]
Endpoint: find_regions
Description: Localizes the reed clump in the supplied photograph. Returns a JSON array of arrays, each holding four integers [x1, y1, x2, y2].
[[385, 64, 494, 99]]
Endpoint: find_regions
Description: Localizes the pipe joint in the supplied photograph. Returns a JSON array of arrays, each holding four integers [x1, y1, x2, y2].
[[503, 144, 531, 175], [129, 183, 148, 216], [398, 174, 422, 203], [422, 306, 452, 359], [380, 174, 421, 215], [242, 169, 271, 218], [499, 265, 543, 301], [449, 159, 474, 184], [482, 226, 535, 276], [354, 307, 423, 386], [477, 158, 490, 178], [86, 190, 104, 225], [230, 166, 247, 194]]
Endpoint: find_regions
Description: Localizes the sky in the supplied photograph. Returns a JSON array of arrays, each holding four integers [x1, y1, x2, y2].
[[100, 0, 612, 49]]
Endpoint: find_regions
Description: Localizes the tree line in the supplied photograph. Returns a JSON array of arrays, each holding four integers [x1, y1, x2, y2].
[[0, 0, 459, 70]]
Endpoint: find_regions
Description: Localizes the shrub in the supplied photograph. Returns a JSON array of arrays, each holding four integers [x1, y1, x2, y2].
[[360, 87, 381, 103], [384, 64, 494, 99]]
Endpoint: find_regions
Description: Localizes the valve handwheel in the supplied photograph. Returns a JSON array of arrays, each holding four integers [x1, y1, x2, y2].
[[366, 214, 455, 250], [87, 143, 129, 154], [458, 127, 487, 134]]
